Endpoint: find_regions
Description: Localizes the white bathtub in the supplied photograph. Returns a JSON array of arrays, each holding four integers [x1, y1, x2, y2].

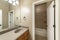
[[35, 28, 47, 37]]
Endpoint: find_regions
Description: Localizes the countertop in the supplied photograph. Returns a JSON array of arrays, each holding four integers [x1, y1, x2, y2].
[[0, 27, 28, 40]]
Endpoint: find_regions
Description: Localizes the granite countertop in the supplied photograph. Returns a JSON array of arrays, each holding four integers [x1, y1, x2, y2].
[[0, 27, 28, 40]]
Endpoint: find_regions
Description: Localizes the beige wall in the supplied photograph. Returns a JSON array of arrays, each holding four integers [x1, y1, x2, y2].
[[0, 0, 10, 29]]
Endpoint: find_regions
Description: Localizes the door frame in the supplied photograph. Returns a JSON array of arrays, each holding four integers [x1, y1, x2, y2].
[[32, 0, 55, 40], [0, 9, 2, 30], [8, 10, 14, 29]]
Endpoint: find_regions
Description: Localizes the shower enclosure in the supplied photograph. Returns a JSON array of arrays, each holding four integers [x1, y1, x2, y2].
[[35, 3, 47, 40]]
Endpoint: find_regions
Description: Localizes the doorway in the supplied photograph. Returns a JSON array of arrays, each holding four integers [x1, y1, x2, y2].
[[32, 0, 55, 40], [35, 3, 47, 40], [8, 10, 14, 29]]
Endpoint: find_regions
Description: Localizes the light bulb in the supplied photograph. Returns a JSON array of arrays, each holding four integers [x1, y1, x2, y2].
[[12, 0, 16, 2], [8, 0, 12, 4], [13, 2, 16, 6], [16, 0, 19, 5]]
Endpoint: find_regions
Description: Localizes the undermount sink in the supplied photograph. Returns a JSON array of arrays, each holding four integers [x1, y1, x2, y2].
[[15, 29, 22, 33]]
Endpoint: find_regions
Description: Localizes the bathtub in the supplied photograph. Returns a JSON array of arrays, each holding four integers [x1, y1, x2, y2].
[[35, 28, 47, 37]]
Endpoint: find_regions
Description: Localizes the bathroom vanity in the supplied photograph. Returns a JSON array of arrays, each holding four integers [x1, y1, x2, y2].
[[0, 0, 29, 40], [0, 27, 29, 40], [16, 29, 29, 40]]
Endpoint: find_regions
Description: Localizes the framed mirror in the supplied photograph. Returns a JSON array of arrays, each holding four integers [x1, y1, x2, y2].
[[0, 0, 21, 32]]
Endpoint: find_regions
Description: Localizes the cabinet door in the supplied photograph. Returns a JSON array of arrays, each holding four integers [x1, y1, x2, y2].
[[16, 30, 29, 40], [24, 30, 29, 40], [17, 34, 24, 40]]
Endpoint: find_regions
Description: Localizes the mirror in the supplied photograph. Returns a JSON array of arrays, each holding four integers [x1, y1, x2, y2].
[[0, 0, 21, 31]]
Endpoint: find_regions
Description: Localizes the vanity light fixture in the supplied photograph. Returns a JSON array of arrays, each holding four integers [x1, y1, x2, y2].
[[12, 0, 16, 2], [5, 0, 19, 6], [8, 0, 12, 4], [16, 0, 19, 5], [13, 2, 16, 6]]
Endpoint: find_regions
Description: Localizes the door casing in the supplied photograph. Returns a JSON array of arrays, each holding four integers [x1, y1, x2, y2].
[[0, 9, 2, 30], [32, 0, 55, 40], [8, 10, 14, 29]]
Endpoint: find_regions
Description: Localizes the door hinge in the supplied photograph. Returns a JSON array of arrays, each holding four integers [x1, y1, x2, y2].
[[53, 25, 55, 28], [0, 24, 2, 26], [53, 5, 55, 8]]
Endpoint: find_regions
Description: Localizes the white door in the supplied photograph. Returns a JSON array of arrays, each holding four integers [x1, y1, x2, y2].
[[0, 9, 2, 30], [9, 11, 14, 29], [47, 1, 54, 40]]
